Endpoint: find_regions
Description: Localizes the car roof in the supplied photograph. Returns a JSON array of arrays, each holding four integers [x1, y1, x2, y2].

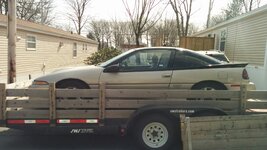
[[132, 46, 195, 53]]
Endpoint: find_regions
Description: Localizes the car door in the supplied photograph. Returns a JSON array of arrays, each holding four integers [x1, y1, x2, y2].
[[100, 49, 174, 89], [170, 51, 218, 90]]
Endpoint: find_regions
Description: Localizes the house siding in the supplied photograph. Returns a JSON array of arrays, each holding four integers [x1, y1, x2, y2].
[[193, 5, 267, 66], [0, 16, 98, 83], [0, 28, 8, 79]]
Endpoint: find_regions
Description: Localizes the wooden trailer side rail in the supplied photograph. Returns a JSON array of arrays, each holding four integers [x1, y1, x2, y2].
[[0, 83, 266, 127], [181, 114, 267, 150], [0, 84, 6, 122]]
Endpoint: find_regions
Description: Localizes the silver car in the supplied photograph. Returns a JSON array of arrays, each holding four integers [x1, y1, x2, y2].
[[31, 47, 253, 91]]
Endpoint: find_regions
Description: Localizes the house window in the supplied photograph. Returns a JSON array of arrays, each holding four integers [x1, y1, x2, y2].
[[220, 30, 227, 51], [26, 35, 36, 51], [82, 44, 88, 51], [73, 43, 77, 57]]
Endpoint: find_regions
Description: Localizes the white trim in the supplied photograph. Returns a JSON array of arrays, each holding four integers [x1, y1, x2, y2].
[[0, 17, 97, 45], [26, 34, 37, 51], [73, 42, 77, 58], [86, 119, 98, 123], [58, 119, 71, 123], [264, 40, 267, 68], [24, 120, 36, 124]]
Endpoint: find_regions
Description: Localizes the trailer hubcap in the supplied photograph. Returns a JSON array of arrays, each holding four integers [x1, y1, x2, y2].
[[142, 122, 168, 148]]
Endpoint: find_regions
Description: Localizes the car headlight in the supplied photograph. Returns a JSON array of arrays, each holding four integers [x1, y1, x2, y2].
[[32, 80, 49, 85]]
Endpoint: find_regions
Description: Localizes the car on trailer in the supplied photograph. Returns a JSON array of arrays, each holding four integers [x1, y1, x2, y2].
[[31, 47, 254, 91]]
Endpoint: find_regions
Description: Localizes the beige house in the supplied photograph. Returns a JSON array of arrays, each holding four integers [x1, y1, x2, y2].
[[193, 5, 267, 89], [0, 14, 98, 84]]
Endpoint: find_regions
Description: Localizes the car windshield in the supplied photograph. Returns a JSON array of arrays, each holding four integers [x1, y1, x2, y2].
[[99, 49, 135, 67]]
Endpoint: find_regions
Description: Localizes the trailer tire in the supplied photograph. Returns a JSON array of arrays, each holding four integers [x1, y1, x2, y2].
[[134, 114, 176, 150]]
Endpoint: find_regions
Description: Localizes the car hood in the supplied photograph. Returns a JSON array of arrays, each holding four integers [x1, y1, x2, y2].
[[34, 65, 104, 85]]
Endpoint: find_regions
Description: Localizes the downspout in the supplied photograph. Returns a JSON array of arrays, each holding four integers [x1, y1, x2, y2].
[[264, 40, 267, 90], [264, 40, 267, 68]]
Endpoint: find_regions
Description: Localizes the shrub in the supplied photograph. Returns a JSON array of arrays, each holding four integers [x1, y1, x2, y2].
[[84, 47, 122, 65]]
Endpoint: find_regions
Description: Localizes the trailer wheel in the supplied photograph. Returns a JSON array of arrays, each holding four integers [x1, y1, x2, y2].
[[134, 114, 177, 150]]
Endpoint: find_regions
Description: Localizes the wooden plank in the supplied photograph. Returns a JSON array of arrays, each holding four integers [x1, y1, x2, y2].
[[245, 111, 267, 114], [6, 89, 49, 98], [56, 89, 99, 98], [56, 110, 134, 119], [180, 115, 189, 150], [7, 110, 49, 119], [184, 117, 193, 150], [57, 99, 98, 108], [192, 138, 267, 150], [106, 89, 240, 99], [6, 100, 49, 108], [191, 128, 267, 140], [99, 83, 106, 122], [239, 85, 248, 114], [247, 91, 267, 99], [189, 114, 267, 122], [57, 110, 98, 118], [106, 99, 239, 110], [49, 83, 56, 125], [246, 101, 267, 109], [0, 84, 6, 121], [189, 119, 267, 131]]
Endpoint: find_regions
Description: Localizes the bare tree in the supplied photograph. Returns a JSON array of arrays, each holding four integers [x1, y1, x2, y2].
[[89, 20, 113, 50], [241, 0, 261, 12], [102, 21, 112, 48], [169, 0, 193, 37], [89, 20, 103, 49], [187, 23, 199, 36], [0, 0, 8, 15], [209, 13, 226, 27], [66, 0, 91, 35], [16, 0, 54, 25], [224, 0, 244, 20], [206, 0, 214, 28], [111, 19, 130, 48], [122, 0, 167, 46], [149, 19, 178, 46]]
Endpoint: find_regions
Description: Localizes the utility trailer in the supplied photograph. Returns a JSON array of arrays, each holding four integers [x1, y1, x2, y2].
[[0, 83, 266, 150]]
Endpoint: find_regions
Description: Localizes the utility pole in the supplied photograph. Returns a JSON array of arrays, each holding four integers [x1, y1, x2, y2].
[[7, 0, 17, 83]]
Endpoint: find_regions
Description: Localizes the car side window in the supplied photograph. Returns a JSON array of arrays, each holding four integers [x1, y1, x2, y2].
[[173, 51, 210, 69], [119, 50, 172, 72]]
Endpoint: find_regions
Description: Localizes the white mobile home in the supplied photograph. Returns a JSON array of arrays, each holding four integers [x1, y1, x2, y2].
[[193, 5, 267, 90], [0, 14, 98, 84]]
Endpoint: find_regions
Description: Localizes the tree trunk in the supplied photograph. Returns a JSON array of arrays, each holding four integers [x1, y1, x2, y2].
[[135, 33, 140, 47]]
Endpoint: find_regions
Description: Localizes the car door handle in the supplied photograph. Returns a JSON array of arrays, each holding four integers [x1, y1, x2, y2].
[[162, 74, 171, 78]]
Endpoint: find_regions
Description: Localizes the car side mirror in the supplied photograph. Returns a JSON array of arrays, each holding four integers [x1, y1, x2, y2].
[[103, 64, 120, 73]]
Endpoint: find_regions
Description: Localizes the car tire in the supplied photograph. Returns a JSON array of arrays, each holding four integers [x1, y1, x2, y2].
[[56, 80, 89, 89], [56, 80, 89, 100], [191, 82, 227, 100], [134, 114, 178, 150], [192, 82, 227, 91]]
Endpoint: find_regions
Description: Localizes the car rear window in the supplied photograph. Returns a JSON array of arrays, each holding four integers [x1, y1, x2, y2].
[[173, 51, 221, 69]]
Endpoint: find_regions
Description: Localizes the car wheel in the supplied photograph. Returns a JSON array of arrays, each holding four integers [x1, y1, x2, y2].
[[56, 80, 89, 89], [192, 82, 227, 91], [56, 80, 89, 100], [191, 82, 227, 100], [134, 114, 178, 150]]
